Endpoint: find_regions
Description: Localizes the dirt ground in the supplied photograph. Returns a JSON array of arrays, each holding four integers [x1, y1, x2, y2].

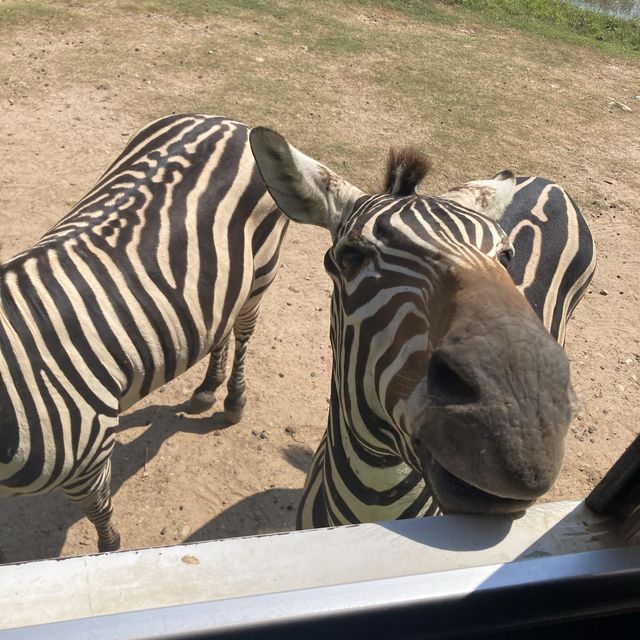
[[0, 5, 639, 563]]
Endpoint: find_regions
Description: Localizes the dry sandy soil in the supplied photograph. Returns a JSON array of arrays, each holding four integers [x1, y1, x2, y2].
[[0, 4, 638, 563]]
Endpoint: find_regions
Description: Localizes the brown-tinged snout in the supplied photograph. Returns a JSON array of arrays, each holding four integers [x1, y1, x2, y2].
[[414, 263, 576, 514]]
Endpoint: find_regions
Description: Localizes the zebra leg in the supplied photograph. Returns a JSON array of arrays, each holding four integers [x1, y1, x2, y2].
[[64, 458, 120, 552], [223, 335, 250, 424], [187, 337, 231, 414], [223, 303, 260, 424]]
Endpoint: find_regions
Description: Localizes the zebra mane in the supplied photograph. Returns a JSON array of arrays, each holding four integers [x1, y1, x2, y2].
[[383, 147, 431, 197]]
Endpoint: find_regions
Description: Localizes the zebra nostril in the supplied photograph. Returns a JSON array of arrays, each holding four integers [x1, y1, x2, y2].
[[427, 351, 479, 406]]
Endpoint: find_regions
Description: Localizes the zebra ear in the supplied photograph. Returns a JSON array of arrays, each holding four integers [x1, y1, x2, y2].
[[439, 170, 516, 220], [250, 127, 364, 235]]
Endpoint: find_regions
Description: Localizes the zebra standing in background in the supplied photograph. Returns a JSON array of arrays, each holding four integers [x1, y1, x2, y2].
[[0, 114, 287, 552], [250, 128, 595, 528]]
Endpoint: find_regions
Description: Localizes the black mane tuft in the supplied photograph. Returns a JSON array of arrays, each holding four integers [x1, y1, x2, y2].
[[383, 147, 431, 196]]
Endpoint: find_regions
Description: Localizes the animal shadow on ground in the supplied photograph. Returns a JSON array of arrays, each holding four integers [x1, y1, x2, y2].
[[184, 444, 311, 543], [185, 487, 302, 544], [0, 405, 308, 564]]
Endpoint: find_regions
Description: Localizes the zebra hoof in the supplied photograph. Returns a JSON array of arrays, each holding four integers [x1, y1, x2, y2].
[[223, 395, 246, 425], [186, 391, 216, 414], [98, 530, 121, 553]]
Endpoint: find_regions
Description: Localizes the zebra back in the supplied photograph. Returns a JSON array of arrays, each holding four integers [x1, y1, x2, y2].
[[1, 114, 285, 415], [501, 176, 596, 344]]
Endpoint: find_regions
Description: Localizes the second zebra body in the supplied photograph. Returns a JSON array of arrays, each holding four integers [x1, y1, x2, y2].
[[0, 114, 287, 551]]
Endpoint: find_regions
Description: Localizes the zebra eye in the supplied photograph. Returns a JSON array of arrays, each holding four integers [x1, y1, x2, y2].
[[335, 245, 366, 274], [498, 247, 514, 269]]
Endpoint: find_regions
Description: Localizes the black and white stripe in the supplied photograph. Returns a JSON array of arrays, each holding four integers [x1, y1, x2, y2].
[[0, 114, 287, 551]]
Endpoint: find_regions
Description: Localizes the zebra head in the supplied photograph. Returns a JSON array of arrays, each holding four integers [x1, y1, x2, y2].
[[250, 128, 576, 517]]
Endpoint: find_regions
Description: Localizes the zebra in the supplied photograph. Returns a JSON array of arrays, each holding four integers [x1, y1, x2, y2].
[[0, 114, 288, 552], [249, 128, 594, 528]]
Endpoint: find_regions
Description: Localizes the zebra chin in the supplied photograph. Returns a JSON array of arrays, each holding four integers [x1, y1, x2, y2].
[[424, 456, 535, 517]]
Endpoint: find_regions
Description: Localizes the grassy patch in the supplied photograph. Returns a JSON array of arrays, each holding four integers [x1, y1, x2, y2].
[[0, 1, 71, 29], [96, 0, 636, 183], [1, 0, 636, 196], [119, 0, 373, 56], [441, 0, 640, 54], [119, 0, 639, 56], [347, 0, 456, 23], [117, 0, 293, 20]]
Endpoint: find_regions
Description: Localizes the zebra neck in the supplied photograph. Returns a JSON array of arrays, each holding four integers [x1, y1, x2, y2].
[[318, 375, 433, 523], [328, 371, 395, 452]]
